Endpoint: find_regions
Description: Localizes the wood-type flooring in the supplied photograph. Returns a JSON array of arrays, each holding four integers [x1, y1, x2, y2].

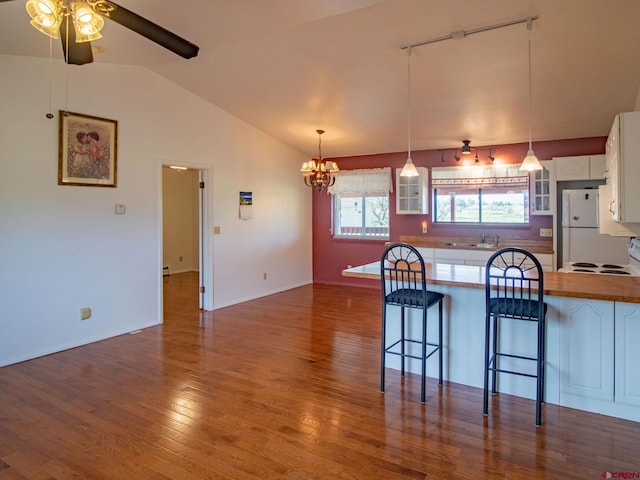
[[0, 272, 639, 479]]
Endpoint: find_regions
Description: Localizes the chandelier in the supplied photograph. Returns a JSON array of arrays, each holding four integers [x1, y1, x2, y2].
[[26, 0, 106, 42], [300, 129, 339, 192]]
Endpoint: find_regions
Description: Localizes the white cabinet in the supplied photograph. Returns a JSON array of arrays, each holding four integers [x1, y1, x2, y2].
[[559, 298, 614, 406], [605, 111, 640, 222], [554, 155, 605, 181], [529, 160, 555, 215], [597, 184, 640, 236], [614, 303, 640, 407], [433, 248, 553, 271], [589, 154, 606, 179], [395, 167, 429, 214]]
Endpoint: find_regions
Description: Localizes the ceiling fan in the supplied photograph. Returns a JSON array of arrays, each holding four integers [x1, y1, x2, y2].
[[0, 0, 199, 65]]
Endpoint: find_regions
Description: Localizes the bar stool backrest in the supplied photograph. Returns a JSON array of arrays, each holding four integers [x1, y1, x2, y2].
[[380, 243, 427, 308], [485, 247, 544, 321]]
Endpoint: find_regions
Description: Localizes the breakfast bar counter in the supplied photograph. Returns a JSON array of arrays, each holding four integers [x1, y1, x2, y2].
[[342, 260, 640, 423], [343, 261, 640, 303]]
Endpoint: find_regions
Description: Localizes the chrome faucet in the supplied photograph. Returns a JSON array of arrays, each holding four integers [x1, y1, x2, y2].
[[494, 235, 499, 246], [480, 233, 486, 243]]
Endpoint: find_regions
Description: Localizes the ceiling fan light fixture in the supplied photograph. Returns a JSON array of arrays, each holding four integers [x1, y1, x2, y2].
[[26, 0, 62, 38], [461, 140, 472, 154], [72, 3, 104, 42]]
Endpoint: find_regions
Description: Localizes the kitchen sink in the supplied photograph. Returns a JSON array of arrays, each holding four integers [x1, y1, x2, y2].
[[446, 242, 497, 248], [472, 243, 497, 248]]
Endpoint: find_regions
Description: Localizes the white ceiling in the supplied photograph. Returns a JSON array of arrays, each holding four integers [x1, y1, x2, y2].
[[2, 0, 640, 159]]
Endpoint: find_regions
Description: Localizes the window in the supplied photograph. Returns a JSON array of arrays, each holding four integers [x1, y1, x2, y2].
[[432, 165, 529, 224], [329, 167, 392, 239]]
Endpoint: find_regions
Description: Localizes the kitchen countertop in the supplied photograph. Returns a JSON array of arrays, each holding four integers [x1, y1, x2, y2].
[[342, 261, 640, 303], [399, 235, 554, 254]]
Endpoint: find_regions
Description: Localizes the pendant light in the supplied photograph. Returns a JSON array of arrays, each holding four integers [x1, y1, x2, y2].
[[400, 47, 419, 177], [520, 18, 542, 172]]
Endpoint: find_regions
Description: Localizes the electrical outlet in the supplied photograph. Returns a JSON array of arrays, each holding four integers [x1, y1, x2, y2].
[[263, 272, 267, 280], [539, 228, 553, 237], [179, 255, 183, 262], [80, 307, 92, 320]]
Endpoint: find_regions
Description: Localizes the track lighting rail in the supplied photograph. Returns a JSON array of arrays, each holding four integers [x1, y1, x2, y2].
[[400, 15, 538, 51]]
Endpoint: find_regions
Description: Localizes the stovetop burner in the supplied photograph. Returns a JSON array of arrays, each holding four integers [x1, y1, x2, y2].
[[573, 268, 596, 272], [601, 264, 624, 269], [573, 262, 598, 268], [600, 269, 631, 275]]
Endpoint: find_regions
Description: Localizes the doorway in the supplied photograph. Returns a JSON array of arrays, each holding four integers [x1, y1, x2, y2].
[[160, 164, 212, 319]]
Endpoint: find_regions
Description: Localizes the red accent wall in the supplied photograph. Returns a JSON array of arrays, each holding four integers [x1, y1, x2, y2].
[[313, 137, 606, 286]]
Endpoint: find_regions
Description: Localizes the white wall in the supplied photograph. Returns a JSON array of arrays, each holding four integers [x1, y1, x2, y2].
[[0, 55, 312, 367], [162, 166, 199, 274]]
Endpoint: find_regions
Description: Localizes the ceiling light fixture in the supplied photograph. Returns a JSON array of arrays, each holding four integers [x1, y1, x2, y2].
[[301, 129, 339, 193], [400, 47, 419, 177], [440, 151, 446, 163], [474, 150, 479, 163], [461, 140, 472, 155], [454, 152, 460, 162], [488, 149, 496, 162], [520, 18, 543, 172], [26, 0, 104, 42]]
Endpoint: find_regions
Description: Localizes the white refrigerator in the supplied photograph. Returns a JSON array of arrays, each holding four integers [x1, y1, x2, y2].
[[562, 189, 629, 265]]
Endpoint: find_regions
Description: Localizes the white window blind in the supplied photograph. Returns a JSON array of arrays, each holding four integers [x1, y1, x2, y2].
[[432, 165, 528, 189], [328, 167, 393, 195]]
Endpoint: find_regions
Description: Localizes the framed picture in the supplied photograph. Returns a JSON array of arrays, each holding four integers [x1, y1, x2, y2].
[[58, 111, 118, 187]]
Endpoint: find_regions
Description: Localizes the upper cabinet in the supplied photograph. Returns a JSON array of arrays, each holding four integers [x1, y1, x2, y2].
[[529, 160, 555, 215], [605, 111, 640, 223], [396, 167, 429, 214], [554, 154, 605, 181]]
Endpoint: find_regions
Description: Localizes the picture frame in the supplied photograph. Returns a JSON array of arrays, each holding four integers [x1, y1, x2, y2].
[[58, 111, 118, 187]]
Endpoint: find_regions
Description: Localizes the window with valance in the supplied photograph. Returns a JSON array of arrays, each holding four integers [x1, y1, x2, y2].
[[329, 167, 392, 239], [431, 165, 530, 224]]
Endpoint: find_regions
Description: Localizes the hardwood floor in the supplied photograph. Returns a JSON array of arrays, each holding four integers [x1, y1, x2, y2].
[[1, 272, 639, 479]]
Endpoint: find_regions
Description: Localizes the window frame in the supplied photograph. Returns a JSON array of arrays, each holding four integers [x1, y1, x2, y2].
[[332, 191, 390, 240], [433, 186, 530, 225]]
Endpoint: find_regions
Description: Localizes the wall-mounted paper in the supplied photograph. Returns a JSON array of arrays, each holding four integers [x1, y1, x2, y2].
[[239, 191, 253, 220]]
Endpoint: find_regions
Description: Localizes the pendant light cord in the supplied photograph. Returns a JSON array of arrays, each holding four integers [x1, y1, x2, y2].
[[407, 47, 412, 159], [527, 19, 533, 151]]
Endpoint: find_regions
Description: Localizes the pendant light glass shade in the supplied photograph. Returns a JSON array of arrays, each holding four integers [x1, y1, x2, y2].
[[400, 157, 418, 177], [520, 150, 542, 171], [520, 19, 542, 172]]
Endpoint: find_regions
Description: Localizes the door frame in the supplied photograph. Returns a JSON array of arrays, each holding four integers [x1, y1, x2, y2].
[[158, 161, 214, 320]]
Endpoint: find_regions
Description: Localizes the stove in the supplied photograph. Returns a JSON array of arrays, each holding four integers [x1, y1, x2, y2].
[[560, 239, 640, 276]]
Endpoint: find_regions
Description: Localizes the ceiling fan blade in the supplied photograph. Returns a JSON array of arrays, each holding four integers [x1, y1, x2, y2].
[[98, 1, 199, 59], [60, 20, 94, 65]]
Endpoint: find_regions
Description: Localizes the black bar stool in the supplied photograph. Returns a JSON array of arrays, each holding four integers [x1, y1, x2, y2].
[[380, 243, 444, 403], [483, 247, 547, 426]]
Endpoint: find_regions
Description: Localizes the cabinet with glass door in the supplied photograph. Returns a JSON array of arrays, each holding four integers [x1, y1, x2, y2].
[[529, 160, 555, 215], [395, 167, 429, 214]]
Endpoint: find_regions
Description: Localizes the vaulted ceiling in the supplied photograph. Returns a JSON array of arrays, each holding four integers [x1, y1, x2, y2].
[[1, 0, 640, 159]]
